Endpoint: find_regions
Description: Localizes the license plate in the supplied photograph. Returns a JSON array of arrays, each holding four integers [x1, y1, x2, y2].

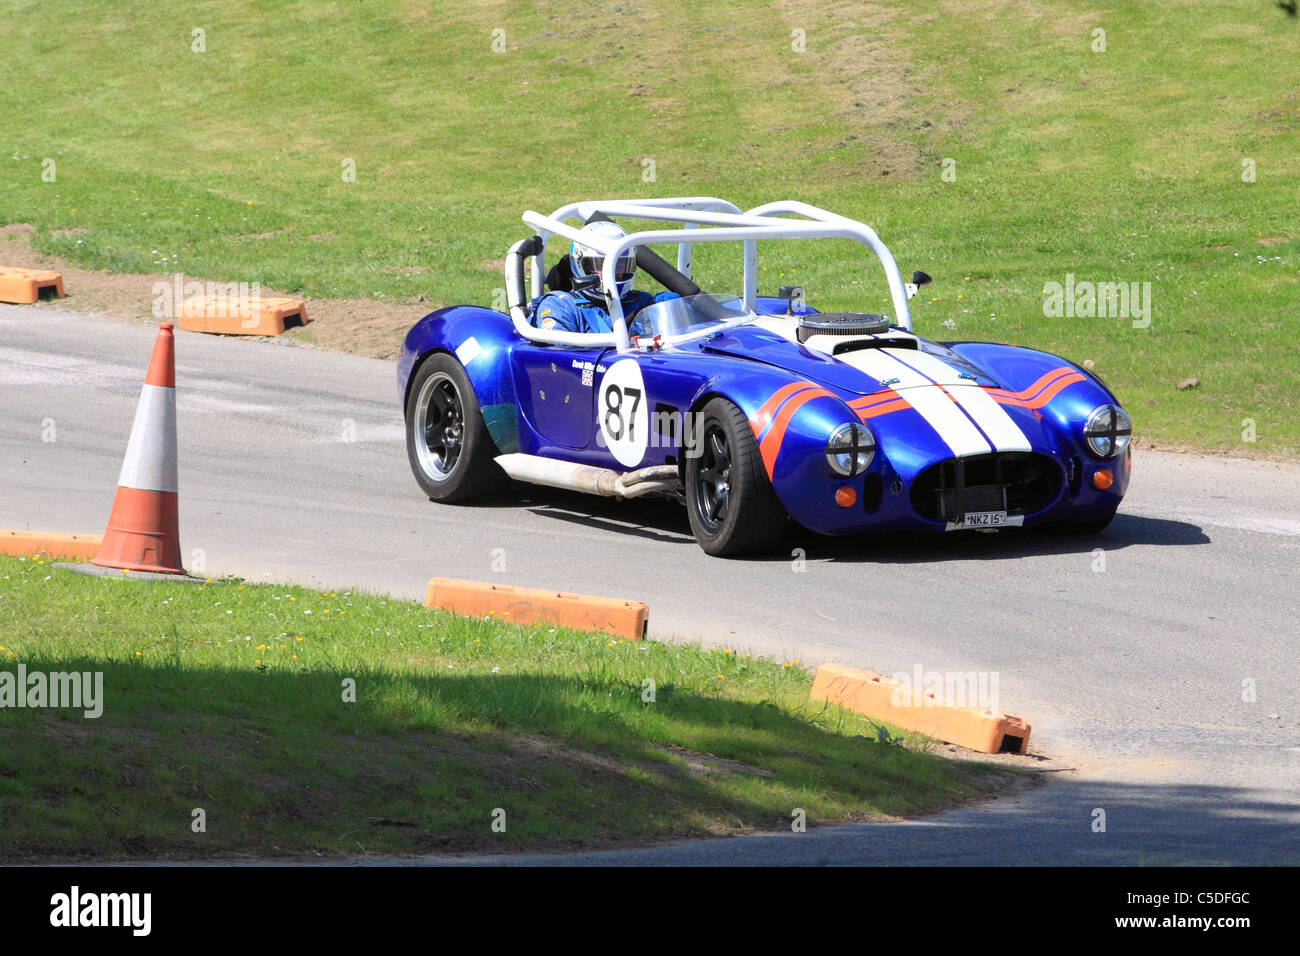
[[961, 510, 1007, 529]]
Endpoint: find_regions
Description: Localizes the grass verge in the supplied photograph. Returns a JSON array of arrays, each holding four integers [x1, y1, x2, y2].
[[0, 554, 1015, 861]]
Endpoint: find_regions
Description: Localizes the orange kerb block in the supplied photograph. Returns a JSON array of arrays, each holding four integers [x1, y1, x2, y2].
[[0, 530, 103, 561], [176, 295, 308, 335], [0, 267, 64, 304], [425, 577, 649, 640], [810, 662, 1031, 755]]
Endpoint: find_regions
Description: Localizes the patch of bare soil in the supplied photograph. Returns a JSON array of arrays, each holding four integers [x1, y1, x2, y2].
[[657, 745, 775, 779], [0, 226, 431, 360], [770, 1, 955, 179]]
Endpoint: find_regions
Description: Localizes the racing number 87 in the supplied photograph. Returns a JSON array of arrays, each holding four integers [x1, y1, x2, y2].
[[604, 383, 642, 442]]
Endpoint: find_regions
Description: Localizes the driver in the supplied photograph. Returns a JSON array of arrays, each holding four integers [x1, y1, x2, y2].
[[532, 221, 674, 336]]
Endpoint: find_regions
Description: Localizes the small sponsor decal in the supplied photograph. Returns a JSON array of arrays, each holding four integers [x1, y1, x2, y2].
[[570, 359, 601, 386], [455, 336, 483, 365]]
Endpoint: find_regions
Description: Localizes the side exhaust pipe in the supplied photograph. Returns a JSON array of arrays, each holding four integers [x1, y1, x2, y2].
[[495, 454, 680, 499]]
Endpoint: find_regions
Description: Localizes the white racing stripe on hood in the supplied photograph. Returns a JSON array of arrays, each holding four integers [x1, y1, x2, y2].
[[842, 349, 993, 457], [896, 350, 1033, 453]]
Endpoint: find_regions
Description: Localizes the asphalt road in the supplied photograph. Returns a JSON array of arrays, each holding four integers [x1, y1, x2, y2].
[[3, 305, 1298, 865]]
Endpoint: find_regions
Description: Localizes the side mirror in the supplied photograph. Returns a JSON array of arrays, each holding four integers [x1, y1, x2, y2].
[[778, 285, 805, 315], [904, 271, 931, 302]]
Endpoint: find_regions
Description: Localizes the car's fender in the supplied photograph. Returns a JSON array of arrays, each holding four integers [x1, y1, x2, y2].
[[946, 341, 1131, 501], [944, 341, 1119, 402], [683, 363, 870, 527], [398, 306, 522, 454]]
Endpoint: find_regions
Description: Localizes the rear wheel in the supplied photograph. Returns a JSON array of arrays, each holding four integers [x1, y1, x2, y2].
[[405, 352, 505, 502], [684, 398, 787, 556]]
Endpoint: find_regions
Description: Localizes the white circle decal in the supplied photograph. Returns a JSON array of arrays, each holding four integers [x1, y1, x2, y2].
[[598, 359, 649, 468]]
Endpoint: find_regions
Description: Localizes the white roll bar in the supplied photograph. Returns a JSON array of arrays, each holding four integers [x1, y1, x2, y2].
[[507, 197, 915, 354], [532, 196, 744, 292], [744, 200, 912, 330]]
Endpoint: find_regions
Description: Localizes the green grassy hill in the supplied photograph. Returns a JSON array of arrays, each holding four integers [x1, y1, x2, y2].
[[2, 0, 1296, 454]]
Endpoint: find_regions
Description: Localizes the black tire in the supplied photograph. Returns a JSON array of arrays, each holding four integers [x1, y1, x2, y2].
[[684, 397, 788, 556], [404, 352, 506, 502]]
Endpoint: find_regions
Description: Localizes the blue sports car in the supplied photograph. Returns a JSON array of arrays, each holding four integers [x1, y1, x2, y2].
[[398, 197, 1131, 556]]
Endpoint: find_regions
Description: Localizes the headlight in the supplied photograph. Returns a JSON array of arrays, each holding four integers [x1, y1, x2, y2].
[[1083, 404, 1131, 458], [826, 422, 875, 476]]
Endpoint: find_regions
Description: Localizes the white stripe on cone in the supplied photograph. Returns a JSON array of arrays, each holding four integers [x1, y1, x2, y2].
[[117, 383, 178, 493]]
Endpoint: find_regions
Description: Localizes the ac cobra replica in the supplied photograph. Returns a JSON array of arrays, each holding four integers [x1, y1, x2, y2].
[[398, 198, 1131, 556]]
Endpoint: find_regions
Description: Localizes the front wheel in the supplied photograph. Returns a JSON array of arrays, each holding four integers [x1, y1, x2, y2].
[[405, 353, 506, 502], [684, 397, 788, 556]]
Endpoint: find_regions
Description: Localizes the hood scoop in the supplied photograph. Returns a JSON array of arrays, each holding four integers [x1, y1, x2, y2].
[[795, 312, 891, 343]]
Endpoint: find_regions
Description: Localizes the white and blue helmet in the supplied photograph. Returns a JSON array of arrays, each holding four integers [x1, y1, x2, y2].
[[571, 221, 636, 302]]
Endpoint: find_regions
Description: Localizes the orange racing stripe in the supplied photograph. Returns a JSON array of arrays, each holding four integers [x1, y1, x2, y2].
[[750, 381, 816, 439], [847, 388, 901, 410], [848, 388, 907, 422], [987, 372, 1086, 409], [856, 398, 909, 420], [759, 387, 836, 477], [987, 366, 1076, 402]]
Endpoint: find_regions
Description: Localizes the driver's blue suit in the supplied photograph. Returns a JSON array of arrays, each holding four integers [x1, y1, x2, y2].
[[532, 288, 678, 336]]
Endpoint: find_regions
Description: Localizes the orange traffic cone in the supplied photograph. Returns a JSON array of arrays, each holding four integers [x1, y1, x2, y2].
[[91, 323, 186, 574]]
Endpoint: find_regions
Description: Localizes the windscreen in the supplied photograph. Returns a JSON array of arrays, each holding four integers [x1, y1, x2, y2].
[[638, 293, 753, 341]]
